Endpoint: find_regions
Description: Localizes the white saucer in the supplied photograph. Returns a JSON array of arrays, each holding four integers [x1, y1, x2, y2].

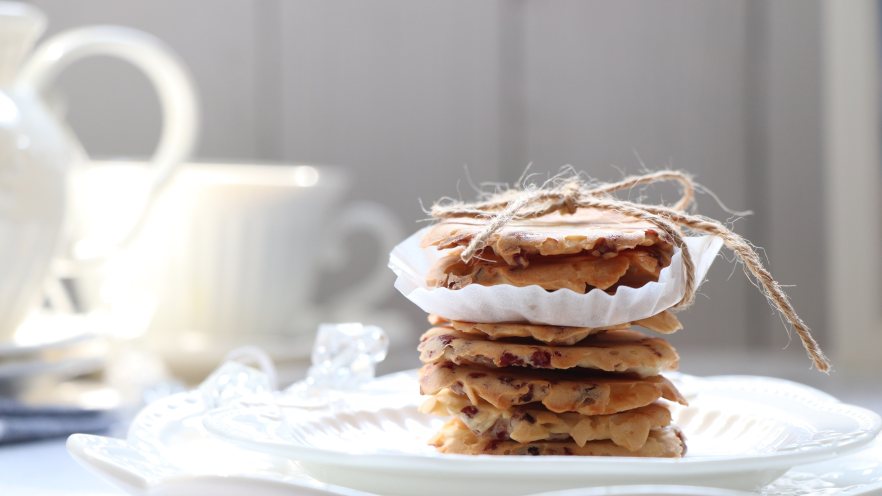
[[0, 354, 105, 381], [0, 312, 102, 358], [68, 371, 882, 496]]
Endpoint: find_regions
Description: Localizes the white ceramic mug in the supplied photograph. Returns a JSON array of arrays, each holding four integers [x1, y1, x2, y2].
[[101, 162, 402, 358]]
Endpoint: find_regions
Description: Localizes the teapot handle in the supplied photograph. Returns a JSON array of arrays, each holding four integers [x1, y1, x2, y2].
[[18, 26, 198, 268]]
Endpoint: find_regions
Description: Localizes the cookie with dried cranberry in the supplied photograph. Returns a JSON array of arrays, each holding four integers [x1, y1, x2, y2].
[[419, 362, 686, 415], [428, 311, 682, 345], [427, 247, 643, 292], [430, 418, 686, 457], [423, 208, 673, 293], [428, 315, 626, 344], [419, 327, 679, 376], [422, 208, 674, 266], [422, 389, 672, 451]]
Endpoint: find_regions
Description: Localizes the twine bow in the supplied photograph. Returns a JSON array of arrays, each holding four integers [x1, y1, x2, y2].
[[430, 171, 831, 373]]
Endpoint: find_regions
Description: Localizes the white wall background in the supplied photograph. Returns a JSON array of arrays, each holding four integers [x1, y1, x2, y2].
[[27, 0, 860, 370]]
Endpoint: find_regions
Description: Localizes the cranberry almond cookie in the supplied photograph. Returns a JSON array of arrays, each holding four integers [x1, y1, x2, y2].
[[421, 389, 672, 451], [418, 327, 679, 376], [428, 310, 683, 345], [419, 362, 686, 416], [423, 208, 674, 293], [430, 418, 686, 457]]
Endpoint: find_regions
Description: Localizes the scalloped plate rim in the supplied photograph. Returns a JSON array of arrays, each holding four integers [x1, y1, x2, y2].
[[202, 372, 882, 477]]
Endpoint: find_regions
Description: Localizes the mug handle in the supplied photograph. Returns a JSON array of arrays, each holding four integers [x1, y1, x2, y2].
[[324, 202, 403, 315], [18, 26, 198, 269]]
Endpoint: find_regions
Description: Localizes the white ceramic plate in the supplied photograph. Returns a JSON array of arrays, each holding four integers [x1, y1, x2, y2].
[[67, 429, 882, 496], [530, 486, 754, 496], [202, 372, 881, 496], [65, 369, 882, 496], [761, 434, 882, 496]]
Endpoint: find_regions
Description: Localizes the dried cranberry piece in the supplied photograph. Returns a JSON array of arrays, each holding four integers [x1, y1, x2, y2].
[[460, 405, 479, 418], [530, 350, 552, 367], [491, 422, 509, 440], [500, 352, 524, 367]]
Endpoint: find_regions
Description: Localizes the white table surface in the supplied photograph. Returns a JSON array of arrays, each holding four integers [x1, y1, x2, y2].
[[0, 438, 122, 495]]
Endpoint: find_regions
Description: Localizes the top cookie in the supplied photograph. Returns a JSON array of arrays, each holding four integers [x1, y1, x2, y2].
[[422, 208, 674, 266]]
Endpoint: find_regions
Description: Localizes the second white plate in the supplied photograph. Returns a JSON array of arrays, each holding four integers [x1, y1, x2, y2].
[[202, 372, 881, 496]]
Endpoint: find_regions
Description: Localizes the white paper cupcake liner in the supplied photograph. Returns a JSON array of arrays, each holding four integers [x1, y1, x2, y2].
[[388, 227, 723, 327]]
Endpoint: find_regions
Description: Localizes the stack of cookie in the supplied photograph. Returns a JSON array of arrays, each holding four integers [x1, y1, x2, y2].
[[416, 209, 689, 457]]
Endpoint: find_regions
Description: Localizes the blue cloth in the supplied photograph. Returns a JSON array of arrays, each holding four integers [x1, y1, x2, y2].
[[0, 398, 117, 445]]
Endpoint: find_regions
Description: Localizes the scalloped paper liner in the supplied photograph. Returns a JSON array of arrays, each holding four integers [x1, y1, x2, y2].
[[388, 227, 723, 327]]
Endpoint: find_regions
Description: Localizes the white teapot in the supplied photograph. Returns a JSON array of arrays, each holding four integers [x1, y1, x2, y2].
[[0, 2, 197, 338]]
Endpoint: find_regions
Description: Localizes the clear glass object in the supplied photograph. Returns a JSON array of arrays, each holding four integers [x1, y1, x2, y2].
[[196, 323, 389, 409], [285, 323, 389, 407], [198, 346, 275, 409]]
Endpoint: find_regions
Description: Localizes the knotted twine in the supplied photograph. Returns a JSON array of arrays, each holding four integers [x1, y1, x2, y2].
[[430, 170, 831, 373]]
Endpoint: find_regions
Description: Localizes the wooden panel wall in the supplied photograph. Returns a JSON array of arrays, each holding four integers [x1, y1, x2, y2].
[[29, 0, 833, 362]]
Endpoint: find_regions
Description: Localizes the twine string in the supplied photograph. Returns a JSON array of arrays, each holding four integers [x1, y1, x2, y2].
[[430, 171, 831, 373]]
